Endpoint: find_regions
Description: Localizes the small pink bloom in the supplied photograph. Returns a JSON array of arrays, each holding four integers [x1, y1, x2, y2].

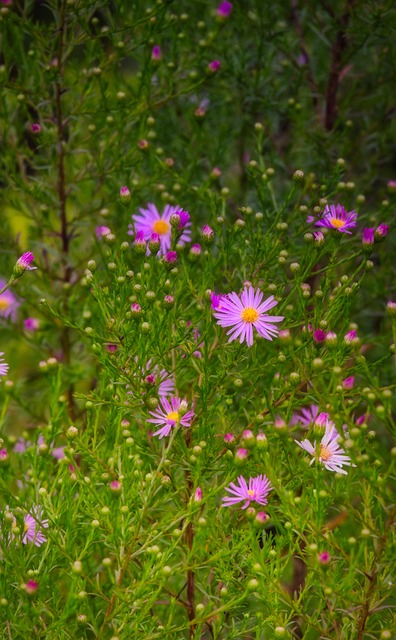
[[375, 223, 389, 241], [96, 225, 111, 239], [255, 511, 269, 525], [189, 243, 202, 258], [318, 551, 331, 565], [222, 474, 272, 509], [0, 448, 9, 462], [344, 329, 356, 344], [24, 317, 40, 331], [120, 186, 131, 203], [0, 352, 9, 377], [151, 45, 161, 61], [202, 225, 214, 244], [217, 1, 233, 17], [31, 123, 41, 134], [164, 250, 177, 264], [235, 447, 248, 461], [22, 508, 49, 546], [15, 252, 36, 273], [313, 231, 325, 245], [224, 433, 235, 444], [194, 487, 202, 502], [313, 329, 326, 343], [109, 480, 122, 493], [25, 580, 39, 595], [362, 228, 374, 246], [342, 376, 355, 390], [208, 60, 221, 73]]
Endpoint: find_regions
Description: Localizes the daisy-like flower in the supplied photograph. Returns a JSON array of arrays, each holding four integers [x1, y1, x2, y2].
[[0, 280, 20, 321], [295, 422, 354, 474], [0, 352, 9, 376], [22, 508, 49, 546], [213, 286, 284, 347], [147, 396, 194, 439], [222, 474, 272, 509], [132, 203, 192, 255], [314, 204, 357, 234], [290, 405, 329, 428]]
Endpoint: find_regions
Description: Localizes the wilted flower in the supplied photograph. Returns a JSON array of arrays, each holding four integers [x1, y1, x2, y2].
[[213, 285, 284, 347], [147, 396, 194, 439], [314, 204, 357, 234], [222, 474, 272, 509], [295, 422, 354, 474], [133, 204, 191, 255]]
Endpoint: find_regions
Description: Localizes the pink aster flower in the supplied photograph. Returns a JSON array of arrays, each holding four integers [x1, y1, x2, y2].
[[0, 281, 20, 321], [315, 204, 357, 234], [22, 508, 49, 546], [147, 396, 194, 439], [132, 203, 192, 255], [0, 352, 9, 376], [213, 286, 284, 347], [25, 579, 39, 594], [194, 487, 202, 502], [295, 422, 354, 474], [342, 376, 355, 390], [289, 405, 330, 428], [208, 60, 221, 73], [222, 474, 272, 509]]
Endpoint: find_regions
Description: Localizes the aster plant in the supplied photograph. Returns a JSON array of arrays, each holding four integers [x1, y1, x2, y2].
[[0, 1, 395, 639]]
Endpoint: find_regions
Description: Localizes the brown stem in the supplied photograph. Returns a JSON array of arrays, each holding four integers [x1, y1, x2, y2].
[[54, 2, 76, 419], [290, 0, 319, 109], [184, 430, 196, 637], [324, 0, 356, 131], [356, 507, 396, 639]]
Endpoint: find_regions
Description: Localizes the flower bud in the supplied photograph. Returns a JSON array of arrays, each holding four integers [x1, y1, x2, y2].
[[201, 225, 214, 245], [66, 426, 78, 439], [119, 186, 131, 204], [235, 447, 248, 463]]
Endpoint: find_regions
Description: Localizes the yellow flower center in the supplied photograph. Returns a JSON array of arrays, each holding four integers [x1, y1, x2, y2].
[[247, 489, 255, 497], [166, 411, 179, 422], [330, 218, 345, 229], [241, 307, 259, 323], [319, 444, 331, 461], [152, 219, 170, 235], [0, 298, 10, 311]]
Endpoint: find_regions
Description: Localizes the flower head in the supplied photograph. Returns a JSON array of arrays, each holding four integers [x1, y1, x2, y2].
[[24, 317, 40, 331], [217, 1, 233, 17], [15, 252, 36, 274], [0, 282, 20, 321], [313, 329, 326, 343], [151, 45, 161, 61], [290, 405, 330, 429], [22, 508, 49, 546], [31, 123, 41, 134], [375, 223, 389, 241], [222, 474, 272, 509], [208, 60, 221, 73], [0, 352, 9, 377], [213, 286, 283, 347], [132, 203, 191, 255], [295, 422, 354, 474], [95, 225, 111, 239], [25, 580, 39, 594], [147, 396, 194, 439], [314, 204, 357, 234], [362, 227, 375, 247], [120, 186, 131, 204]]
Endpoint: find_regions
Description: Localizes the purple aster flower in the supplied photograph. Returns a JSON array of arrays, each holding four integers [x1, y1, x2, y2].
[[194, 487, 202, 502], [25, 579, 39, 594], [210, 292, 225, 310], [295, 422, 354, 474], [222, 474, 272, 509], [132, 203, 192, 255], [0, 281, 20, 321], [15, 252, 36, 273], [217, 1, 233, 17], [213, 286, 284, 347], [290, 405, 325, 428], [315, 204, 357, 234], [134, 230, 147, 254], [0, 352, 9, 376], [362, 228, 375, 247], [318, 551, 331, 565], [31, 123, 41, 134], [147, 396, 194, 439], [22, 508, 49, 546]]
